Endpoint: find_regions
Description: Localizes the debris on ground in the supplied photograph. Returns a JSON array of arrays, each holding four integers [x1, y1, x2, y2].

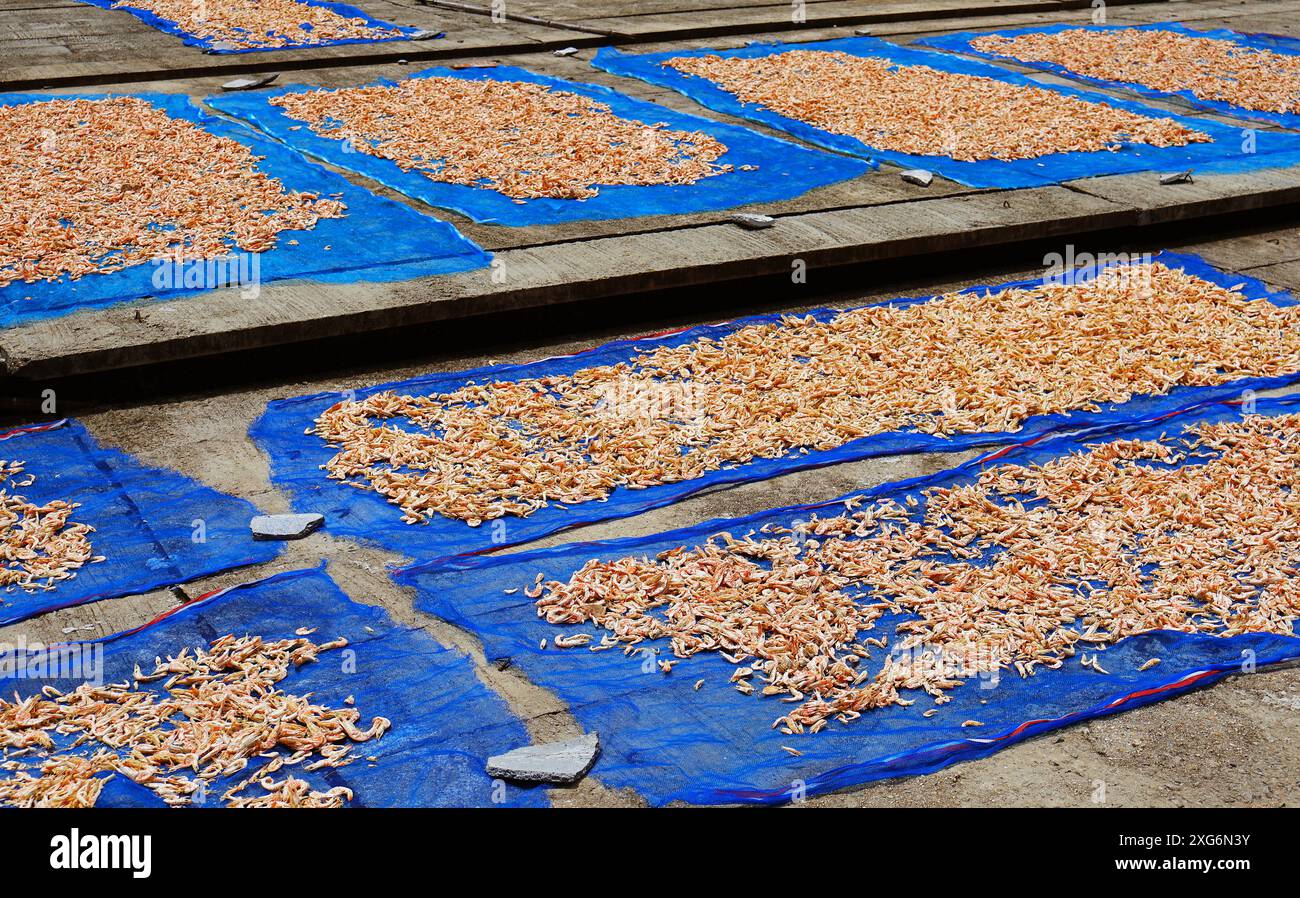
[[730, 212, 776, 229], [486, 733, 600, 784], [250, 513, 325, 540], [221, 73, 280, 91]]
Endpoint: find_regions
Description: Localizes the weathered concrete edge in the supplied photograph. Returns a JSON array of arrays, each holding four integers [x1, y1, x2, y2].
[[5, 167, 1300, 381], [0, 0, 1167, 91]]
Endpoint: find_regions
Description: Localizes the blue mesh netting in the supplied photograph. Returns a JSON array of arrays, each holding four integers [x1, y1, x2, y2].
[[0, 91, 489, 328], [394, 396, 1300, 806], [0, 419, 284, 627], [0, 566, 546, 807], [206, 65, 873, 225], [591, 36, 1300, 188], [249, 251, 1300, 560], [75, 0, 424, 53], [919, 23, 1300, 132]]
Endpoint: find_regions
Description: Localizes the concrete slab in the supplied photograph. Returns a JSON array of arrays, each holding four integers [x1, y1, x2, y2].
[[0, 0, 1181, 90], [448, 0, 1169, 41], [0, 1, 598, 90], [4, 223, 1300, 808], [4, 0, 1298, 382], [0, 183, 1147, 379]]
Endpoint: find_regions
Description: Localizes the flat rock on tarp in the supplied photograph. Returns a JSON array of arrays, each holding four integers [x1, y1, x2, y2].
[[487, 733, 600, 783], [251, 513, 324, 540]]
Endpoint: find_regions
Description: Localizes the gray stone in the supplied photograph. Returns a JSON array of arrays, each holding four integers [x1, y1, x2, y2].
[[205, 41, 240, 54], [900, 169, 934, 187], [1160, 170, 1194, 185], [730, 212, 776, 230], [409, 29, 443, 40], [250, 513, 324, 541], [486, 733, 600, 784], [554, 46, 580, 57], [221, 73, 279, 91], [855, 27, 873, 35]]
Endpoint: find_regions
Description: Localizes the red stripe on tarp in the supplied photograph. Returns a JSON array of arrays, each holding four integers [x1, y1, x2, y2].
[[106, 583, 241, 641], [976, 668, 1220, 745], [716, 665, 1233, 803], [0, 419, 67, 442]]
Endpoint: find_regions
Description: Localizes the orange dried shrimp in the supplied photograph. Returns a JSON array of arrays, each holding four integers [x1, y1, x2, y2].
[[0, 461, 103, 594], [111, 0, 404, 50], [0, 633, 389, 808], [270, 77, 732, 200], [313, 263, 1300, 526], [535, 413, 1300, 733], [0, 96, 345, 289], [972, 28, 1300, 116], [663, 49, 1209, 161]]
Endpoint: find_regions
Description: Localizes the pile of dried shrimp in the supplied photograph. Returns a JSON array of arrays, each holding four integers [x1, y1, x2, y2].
[[0, 96, 345, 289], [534, 413, 1300, 734], [663, 49, 1209, 160], [0, 633, 389, 807], [111, 0, 405, 50], [0, 461, 102, 594], [313, 263, 1300, 526], [972, 28, 1300, 115], [270, 77, 732, 200]]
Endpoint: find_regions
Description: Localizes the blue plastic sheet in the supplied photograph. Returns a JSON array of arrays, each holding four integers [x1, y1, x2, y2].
[[0, 566, 545, 807], [250, 251, 1300, 560], [919, 23, 1300, 131], [592, 37, 1300, 188], [0, 91, 489, 328], [394, 396, 1300, 805], [76, 0, 423, 53], [0, 419, 282, 627], [206, 65, 873, 225]]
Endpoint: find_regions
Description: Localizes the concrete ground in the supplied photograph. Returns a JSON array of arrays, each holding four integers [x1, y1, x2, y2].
[[4, 223, 1300, 807], [11, 0, 1300, 379], [4, 0, 1300, 807]]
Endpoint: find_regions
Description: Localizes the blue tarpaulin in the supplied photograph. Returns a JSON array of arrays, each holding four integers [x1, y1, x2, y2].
[[76, 0, 423, 53], [0, 419, 282, 627], [591, 37, 1300, 188], [206, 65, 873, 225], [394, 396, 1300, 805], [918, 23, 1300, 132], [0, 566, 546, 807], [250, 251, 1300, 560], [0, 91, 489, 328]]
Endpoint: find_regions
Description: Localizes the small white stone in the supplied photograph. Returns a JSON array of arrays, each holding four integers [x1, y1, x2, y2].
[[730, 212, 776, 229], [221, 73, 279, 91], [554, 47, 580, 57], [900, 169, 934, 187], [409, 29, 442, 40], [486, 733, 600, 784], [250, 513, 324, 541]]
